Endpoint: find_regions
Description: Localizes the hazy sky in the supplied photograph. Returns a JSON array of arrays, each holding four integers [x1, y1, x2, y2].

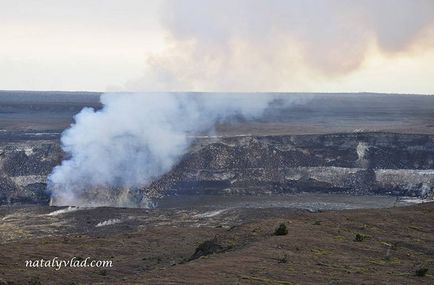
[[1, 0, 434, 93]]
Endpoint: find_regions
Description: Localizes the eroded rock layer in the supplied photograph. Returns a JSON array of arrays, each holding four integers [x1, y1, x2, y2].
[[147, 133, 434, 199], [1, 132, 434, 205], [0, 140, 62, 204]]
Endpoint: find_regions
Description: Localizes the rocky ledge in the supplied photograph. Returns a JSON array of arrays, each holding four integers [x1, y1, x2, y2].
[[146, 132, 434, 200], [1, 132, 434, 206]]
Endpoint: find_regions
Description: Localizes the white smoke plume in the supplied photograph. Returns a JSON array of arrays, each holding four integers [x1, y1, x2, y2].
[[48, 93, 299, 207], [125, 0, 434, 92]]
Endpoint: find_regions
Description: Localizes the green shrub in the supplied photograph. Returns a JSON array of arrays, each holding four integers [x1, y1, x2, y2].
[[274, 223, 288, 236], [278, 254, 288, 263], [415, 267, 428, 277], [354, 233, 366, 242]]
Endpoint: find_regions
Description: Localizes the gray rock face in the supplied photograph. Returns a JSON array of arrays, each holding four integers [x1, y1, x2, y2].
[[1, 132, 434, 205], [0, 141, 62, 204], [146, 133, 434, 199]]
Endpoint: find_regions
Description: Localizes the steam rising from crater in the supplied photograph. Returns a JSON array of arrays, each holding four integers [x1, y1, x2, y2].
[[126, 0, 434, 92], [48, 93, 298, 206]]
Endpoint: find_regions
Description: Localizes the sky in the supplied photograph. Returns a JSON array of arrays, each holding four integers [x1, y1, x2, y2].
[[1, 0, 434, 94]]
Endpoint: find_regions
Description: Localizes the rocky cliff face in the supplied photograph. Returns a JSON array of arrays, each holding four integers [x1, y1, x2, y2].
[[146, 133, 434, 199], [0, 140, 62, 204], [1, 132, 434, 205]]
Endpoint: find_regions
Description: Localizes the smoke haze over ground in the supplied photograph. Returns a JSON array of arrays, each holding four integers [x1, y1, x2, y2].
[[48, 93, 302, 206]]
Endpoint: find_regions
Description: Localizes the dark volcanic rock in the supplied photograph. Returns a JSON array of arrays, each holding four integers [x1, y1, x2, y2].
[[188, 238, 225, 261], [146, 133, 434, 199], [1, 132, 434, 205], [0, 140, 62, 204]]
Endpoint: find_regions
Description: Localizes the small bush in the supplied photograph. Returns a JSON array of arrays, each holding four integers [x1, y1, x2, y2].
[[354, 233, 366, 242], [415, 267, 428, 277], [278, 254, 288, 263], [274, 223, 288, 236]]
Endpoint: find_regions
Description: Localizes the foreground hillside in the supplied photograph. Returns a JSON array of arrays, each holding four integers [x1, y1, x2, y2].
[[0, 202, 433, 284]]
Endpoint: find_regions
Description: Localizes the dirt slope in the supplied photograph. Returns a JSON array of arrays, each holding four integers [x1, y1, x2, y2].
[[0, 203, 433, 284]]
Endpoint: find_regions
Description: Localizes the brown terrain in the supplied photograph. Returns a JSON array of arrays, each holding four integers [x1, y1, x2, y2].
[[0, 203, 433, 284]]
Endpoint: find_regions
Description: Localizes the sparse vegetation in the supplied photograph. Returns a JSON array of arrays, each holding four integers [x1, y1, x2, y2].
[[334, 235, 345, 241], [368, 257, 400, 266], [353, 233, 368, 242], [311, 248, 332, 256], [278, 254, 288, 263], [2, 199, 434, 284], [274, 223, 288, 236], [415, 267, 428, 277]]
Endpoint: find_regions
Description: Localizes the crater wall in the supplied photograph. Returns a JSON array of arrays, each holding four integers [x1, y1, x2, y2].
[[1, 132, 434, 205]]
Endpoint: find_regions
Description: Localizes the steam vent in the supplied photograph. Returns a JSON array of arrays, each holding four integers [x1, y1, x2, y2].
[[1, 92, 433, 206]]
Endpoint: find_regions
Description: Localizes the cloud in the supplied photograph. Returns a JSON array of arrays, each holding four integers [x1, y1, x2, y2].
[[126, 0, 434, 92]]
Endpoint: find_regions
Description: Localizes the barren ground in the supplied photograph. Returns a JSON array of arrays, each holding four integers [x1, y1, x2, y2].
[[1, 92, 434, 137], [0, 202, 433, 284]]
